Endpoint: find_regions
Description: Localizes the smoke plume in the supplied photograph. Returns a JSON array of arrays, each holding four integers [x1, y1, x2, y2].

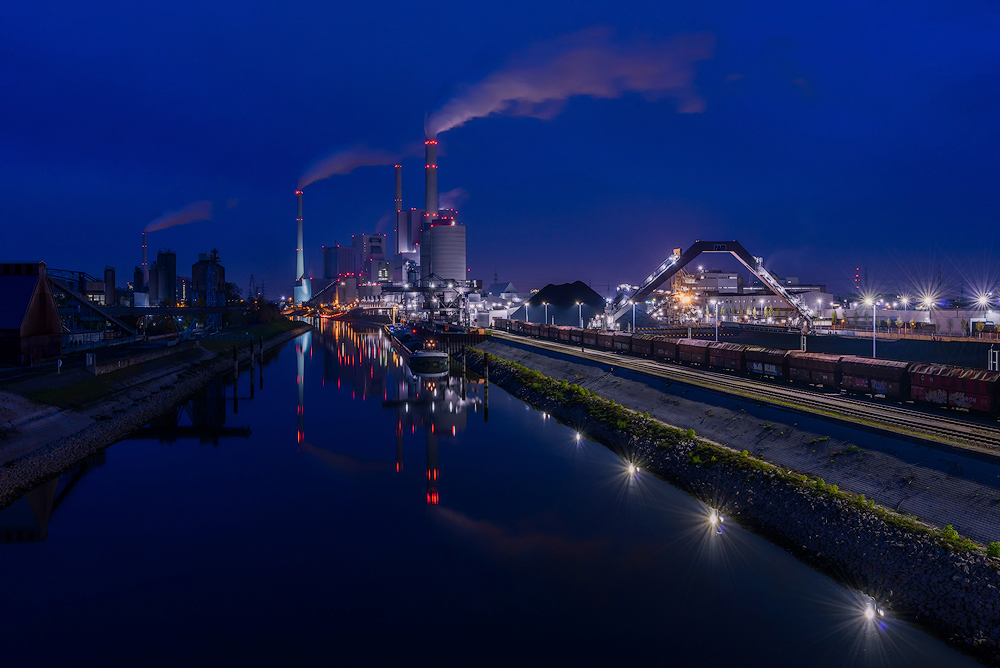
[[438, 187, 469, 211], [425, 28, 714, 137], [299, 144, 415, 189], [145, 200, 213, 232]]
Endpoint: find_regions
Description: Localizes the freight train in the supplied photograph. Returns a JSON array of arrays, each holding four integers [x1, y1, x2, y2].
[[493, 319, 1000, 417]]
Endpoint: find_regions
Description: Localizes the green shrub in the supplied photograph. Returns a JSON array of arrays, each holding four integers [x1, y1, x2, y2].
[[941, 525, 959, 541], [808, 436, 831, 445], [988, 542, 1000, 558], [684, 429, 696, 439]]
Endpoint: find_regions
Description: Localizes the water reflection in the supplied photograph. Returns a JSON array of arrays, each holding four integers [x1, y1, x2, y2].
[[0, 453, 104, 543], [310, 319, 483, 505]]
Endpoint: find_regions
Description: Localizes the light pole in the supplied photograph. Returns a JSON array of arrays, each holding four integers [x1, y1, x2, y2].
[[712, 299, 719, 341], [543, 302, 548, 326], [577, 301, 583, 328], [865, 298, 876, 358], [524, 302, 530, 323], [631, 301, 636, 332]]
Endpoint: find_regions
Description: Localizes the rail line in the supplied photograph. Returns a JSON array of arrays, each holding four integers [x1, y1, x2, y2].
[[492, 331, 1000, 458]]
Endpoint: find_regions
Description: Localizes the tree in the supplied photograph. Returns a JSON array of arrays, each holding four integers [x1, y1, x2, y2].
[[961, 318, 968, 336], [976, 321, 986, 335], [224, 282, 242, 305], [946, 319, 953, 333], [895, 316, 904, 329]]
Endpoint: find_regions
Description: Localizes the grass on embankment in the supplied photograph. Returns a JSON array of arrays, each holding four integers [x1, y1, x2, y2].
[[475, 349, 1000, 558], [199, 320, 305, 353], [22, 349, 209, 410], [21, 321, 308, 410]]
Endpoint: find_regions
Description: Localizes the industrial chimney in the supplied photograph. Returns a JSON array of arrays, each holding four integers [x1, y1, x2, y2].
[[424, 138, 438, 222], [141, 232, 148, 288], [295, 190, 305, 284], [394, 164, 403, 256]]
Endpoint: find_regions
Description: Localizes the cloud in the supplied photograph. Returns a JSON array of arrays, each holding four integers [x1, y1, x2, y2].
[[144, 200, 213, 232], [425, 28, 715, 137]]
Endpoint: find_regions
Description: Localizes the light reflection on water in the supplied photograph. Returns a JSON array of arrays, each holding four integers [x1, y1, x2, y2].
[[0, 320, 979, 667]]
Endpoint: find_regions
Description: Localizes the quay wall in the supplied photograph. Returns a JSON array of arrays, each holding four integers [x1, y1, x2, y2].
[[466, 347, 1000, 665]]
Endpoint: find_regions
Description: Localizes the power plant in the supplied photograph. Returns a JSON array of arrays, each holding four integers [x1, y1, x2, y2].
[[306, 133, 473, 322]]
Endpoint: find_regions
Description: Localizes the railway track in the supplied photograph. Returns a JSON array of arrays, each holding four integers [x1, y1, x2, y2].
[[493, 332, 1000, 457]]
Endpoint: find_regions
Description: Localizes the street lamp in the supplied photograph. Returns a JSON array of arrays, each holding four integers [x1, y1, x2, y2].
[[630, 300, 636, 332], [543, 302, 549, 325], [576, 301, 583, 328], [711, 299, 719, 342], [864, 297, 877, 358], [524, 302, 530, 323]]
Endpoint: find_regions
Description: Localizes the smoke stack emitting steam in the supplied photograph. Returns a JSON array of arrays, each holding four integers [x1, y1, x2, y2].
[[424, 28, 714, 137]]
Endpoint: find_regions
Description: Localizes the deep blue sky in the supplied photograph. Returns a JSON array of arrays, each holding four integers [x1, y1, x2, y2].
[[2, 0, 999, 297]]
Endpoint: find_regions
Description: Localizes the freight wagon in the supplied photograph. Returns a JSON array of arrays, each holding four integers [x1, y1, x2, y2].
[[678, 339, 713, 365], [787, 352, 843, 387], [908, 364, 1000, 414], [707, 342, 745, 372], [744, 346, 790, 380], [840, 357, 911, 399]]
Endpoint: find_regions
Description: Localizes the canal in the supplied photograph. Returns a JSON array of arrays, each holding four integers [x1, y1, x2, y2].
[[0, 321, 980, 666]]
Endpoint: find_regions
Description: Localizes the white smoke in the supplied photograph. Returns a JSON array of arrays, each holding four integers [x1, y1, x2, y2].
[[298, 143, 418, 189], [145, 200, 213, 232], [438, 187, 469, 211], [425, 28, 714, 137]]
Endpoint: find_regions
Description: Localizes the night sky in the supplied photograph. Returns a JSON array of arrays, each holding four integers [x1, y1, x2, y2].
[[3, 0, 999, 297]]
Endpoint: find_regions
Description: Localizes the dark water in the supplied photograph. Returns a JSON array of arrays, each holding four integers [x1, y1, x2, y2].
[[0, 321, 978, 667]]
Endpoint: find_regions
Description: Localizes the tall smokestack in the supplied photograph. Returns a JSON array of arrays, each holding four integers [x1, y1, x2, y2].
[[141, 232, 148, 287], [394, 164, 402, 255], [424, 138, 438, 222], [295, 190, 305, 282]]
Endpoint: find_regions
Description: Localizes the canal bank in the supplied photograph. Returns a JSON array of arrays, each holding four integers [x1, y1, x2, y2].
[[0, 321, 311, 510], [467, 344, 1000, 665]]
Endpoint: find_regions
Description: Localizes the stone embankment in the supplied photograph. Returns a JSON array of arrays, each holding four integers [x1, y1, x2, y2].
[[0, 322, 310, 510], [468, 348, 1000, 666]]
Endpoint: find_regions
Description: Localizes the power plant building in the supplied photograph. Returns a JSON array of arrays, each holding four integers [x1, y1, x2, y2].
[[419, 210, 466, 284], [191, 251, 225, 306]]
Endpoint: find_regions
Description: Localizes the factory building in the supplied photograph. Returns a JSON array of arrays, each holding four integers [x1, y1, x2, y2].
[[191, 250, 225, 306], [147, 249, 177, 306], [322, 244, 354, 280], [352, 234, 389, 284], [0, 262, 62, 365], [418, 210, 466, 284]]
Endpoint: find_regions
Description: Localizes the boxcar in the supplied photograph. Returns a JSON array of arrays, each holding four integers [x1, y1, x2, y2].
[[568, 327, 583, 344], [707, 342, 746, 372], [631, 334, 655, 357], [540, 324, 558, 341], [652, 338, 678, 362], [613, 332, 633, 353], [595, 332, 615, 351], [787, 352, 843, 387], [525, 322, 540, 337], [840, 357, 911, 399], [744, 346, 790, 380], [908, 364, 1000, 414], [557, 326, 573, 343], [582, 330, 598, 347], [677, 339, 712, 365]]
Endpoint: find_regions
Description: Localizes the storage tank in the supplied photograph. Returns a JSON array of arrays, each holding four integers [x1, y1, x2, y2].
[[419, 219, 466, 284]]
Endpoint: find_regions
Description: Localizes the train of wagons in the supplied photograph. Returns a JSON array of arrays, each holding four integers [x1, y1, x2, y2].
[[493, 318, 1000, 416]]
